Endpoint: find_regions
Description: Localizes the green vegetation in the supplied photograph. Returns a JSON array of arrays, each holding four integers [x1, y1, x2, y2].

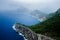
[[29, 9, 60, 40]]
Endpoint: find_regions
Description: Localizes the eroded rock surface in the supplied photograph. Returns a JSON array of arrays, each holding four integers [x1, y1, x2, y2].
[[13, 23, 55, 40], [37, 34, 55, 40], [13, 23, 38, 40]]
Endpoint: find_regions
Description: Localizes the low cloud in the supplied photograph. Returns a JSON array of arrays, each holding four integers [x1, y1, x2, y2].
[[0, 0, 60, 13]]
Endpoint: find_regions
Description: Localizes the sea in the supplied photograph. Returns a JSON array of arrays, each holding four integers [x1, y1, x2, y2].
[[0, 11, 39, 40]]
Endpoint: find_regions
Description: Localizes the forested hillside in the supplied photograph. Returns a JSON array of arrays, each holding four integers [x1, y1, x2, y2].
[[29, 9, 60, 40]]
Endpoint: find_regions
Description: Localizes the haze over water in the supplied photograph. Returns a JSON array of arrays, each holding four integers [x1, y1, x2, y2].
[[0, 12, 39, 40]]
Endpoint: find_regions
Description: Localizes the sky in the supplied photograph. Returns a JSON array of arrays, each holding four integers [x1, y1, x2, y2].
[[0, 0, 60, 13]]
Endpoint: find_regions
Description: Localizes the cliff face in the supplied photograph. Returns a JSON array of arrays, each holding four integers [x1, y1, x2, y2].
[[13, 23, 38, 40], [12, 23, 55, 40]]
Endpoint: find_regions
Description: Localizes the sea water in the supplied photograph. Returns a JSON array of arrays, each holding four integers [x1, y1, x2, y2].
[[0, 12, 39, 40]]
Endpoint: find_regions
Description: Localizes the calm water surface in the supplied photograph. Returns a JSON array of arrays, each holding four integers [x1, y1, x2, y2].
[[0, 12, 39, 40]]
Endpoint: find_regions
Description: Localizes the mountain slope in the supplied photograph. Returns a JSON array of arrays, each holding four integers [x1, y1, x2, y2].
[[30, 10, 47, 22], [29, 8, 60, 40]]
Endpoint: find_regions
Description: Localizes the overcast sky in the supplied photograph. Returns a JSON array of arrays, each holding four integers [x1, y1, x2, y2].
[[0, 0, 60, 13]]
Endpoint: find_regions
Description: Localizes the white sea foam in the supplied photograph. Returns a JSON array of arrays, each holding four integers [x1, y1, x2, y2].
[[12, 25, 28, 40], [12, 25, 16, 31]]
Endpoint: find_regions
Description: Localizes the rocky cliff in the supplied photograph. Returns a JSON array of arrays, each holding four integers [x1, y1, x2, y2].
[[12, 23, 55, 40]]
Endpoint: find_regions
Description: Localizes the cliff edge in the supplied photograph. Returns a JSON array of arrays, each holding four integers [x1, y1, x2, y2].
[[12, 23, 55, 40]]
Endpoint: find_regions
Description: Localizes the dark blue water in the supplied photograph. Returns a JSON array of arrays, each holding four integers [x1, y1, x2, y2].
[[0, 11, 39, 40]]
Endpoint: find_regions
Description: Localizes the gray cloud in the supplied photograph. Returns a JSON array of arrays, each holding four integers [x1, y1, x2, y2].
[[0, 0, 60, 13], [0, 0, 20, 11]]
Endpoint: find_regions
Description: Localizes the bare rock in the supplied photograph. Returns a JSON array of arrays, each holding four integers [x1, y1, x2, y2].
[[13, 23, 38, 40], [12, 23, 55, 40]]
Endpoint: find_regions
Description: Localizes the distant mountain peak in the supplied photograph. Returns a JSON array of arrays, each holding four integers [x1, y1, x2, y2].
[[31, 10, 44, 14], [56, 8, 60, 13], [30, 10, 47, 22]]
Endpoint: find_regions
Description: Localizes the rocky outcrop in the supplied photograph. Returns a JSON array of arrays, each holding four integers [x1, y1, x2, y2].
[[37, 34, 55, 40], [13, 23, 38, 40], [12, 23, 55, 40]]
